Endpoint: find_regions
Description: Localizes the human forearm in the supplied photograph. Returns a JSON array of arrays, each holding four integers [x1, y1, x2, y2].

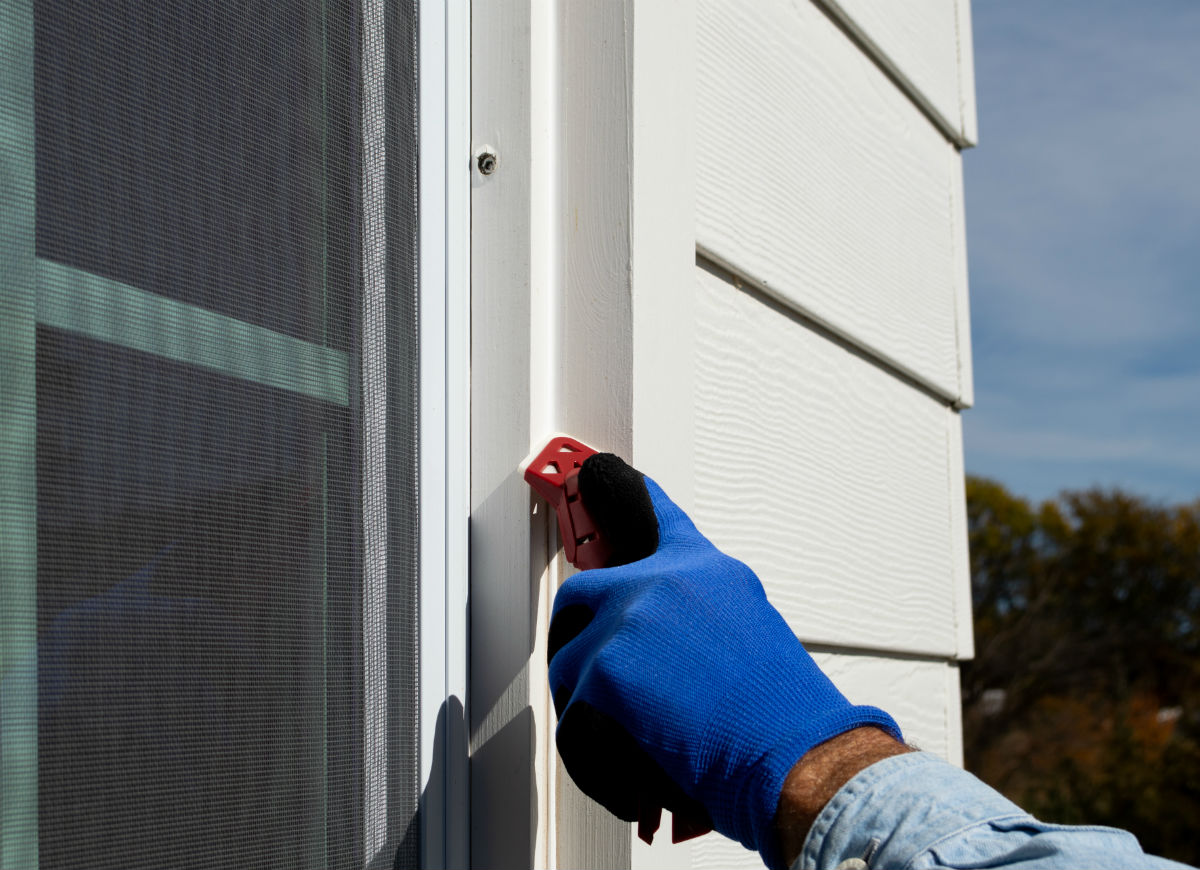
[[774, 727, 913, 867]]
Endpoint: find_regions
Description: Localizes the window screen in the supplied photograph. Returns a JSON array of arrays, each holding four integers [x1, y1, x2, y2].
[[1, 0, 421, 867]]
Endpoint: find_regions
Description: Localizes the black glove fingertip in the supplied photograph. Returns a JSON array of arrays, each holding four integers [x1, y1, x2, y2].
[[578, 453, 659, 567]]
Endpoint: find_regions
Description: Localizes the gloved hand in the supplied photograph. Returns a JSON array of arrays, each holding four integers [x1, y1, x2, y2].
[[547, 455, 902, 870]]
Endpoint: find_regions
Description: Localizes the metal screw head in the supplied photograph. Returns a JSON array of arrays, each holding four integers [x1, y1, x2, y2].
[[476, 150, 498, 176]]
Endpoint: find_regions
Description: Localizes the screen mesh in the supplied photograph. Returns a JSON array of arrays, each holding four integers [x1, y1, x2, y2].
[[1, 0, 421, 866]]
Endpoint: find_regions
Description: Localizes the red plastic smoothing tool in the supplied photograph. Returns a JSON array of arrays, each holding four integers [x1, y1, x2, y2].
[[523, 435, 714, 845], [522, 435, 613, 570]]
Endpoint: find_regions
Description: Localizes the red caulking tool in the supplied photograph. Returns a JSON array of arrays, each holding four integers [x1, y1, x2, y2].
[[522, 434, 713, 845], [522, 434, 612, 571]]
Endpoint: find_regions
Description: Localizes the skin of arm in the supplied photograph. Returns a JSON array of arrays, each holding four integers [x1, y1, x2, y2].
[[775, 727, 915, 867]]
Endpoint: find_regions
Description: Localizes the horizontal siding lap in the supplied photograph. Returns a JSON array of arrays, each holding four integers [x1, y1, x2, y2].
[[815, 0, 966, 142], [696, 0, 965, 401], [693, 265, 959, 657], [812, 652, 955, 759], [955, 0, 980, 146]]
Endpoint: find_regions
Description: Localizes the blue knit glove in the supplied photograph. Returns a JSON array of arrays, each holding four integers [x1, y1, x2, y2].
[[547, 459, 901, 870]]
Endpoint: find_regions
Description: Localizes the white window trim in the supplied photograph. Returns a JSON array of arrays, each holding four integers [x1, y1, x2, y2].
[[466, 0, 696, 866], [418, 0, 471, 865]]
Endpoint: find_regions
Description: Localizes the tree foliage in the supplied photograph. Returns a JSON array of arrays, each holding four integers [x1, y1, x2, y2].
[[963, 477, 1200, 864]]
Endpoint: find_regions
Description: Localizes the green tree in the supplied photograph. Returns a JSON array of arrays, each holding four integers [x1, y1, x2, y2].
[[962, 477, 1200, 864]]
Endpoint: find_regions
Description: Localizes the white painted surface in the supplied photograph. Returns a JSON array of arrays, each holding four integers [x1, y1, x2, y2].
[[472, 0, 637, 861], [946, 410, 974, 660], [475, 0, 690, 863], [557, 0, 634, 453], [812, 652, 962, 762], [813, 0, 973, 145], [554, 2, 637, 866], [529, 2, 562, 863], [956, 0, 980, 146], [418, 0, 470, 863], [693, 264, 963, 657], [631, 0, 698, 515], [950, 117, 976, 408], [631, 652, 963, 870], [469, 0, 541, 865], [696, 0, 969, 403]]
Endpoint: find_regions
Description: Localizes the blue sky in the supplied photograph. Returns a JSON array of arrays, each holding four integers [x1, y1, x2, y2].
[[963, 0, 1200, 505]]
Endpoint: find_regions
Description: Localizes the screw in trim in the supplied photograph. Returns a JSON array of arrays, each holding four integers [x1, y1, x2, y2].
[[476, 149, 498, 176]]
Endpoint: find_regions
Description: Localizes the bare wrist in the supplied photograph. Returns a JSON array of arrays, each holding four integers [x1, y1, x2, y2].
[[774, 727, 913, 868]]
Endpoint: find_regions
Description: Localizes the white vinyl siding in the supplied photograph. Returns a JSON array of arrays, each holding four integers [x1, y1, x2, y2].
[[692, 264, 971, 659], [811, 0, 978, 145], [696, 0, 973, 404], [631, 1, 975, 868]]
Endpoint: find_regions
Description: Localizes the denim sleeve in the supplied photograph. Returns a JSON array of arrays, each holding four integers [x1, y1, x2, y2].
[[793, 752, 1193, 870]]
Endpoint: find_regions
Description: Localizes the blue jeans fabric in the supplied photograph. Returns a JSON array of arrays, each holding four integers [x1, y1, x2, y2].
[[795, 752, 1193, 870]]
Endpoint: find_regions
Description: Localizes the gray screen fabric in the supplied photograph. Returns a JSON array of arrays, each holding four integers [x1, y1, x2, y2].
[[0, 0, 420, 867], [36, 330, 360, 868], [36, 1, 350, 350]]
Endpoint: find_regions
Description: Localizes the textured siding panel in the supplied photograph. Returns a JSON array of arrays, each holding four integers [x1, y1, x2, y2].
[[814, 652, 961, 760], [696, 0, 968, 401], [814, 0, 974, 143], [956, 0, 980, 145], [693, 265, 961, 656]]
